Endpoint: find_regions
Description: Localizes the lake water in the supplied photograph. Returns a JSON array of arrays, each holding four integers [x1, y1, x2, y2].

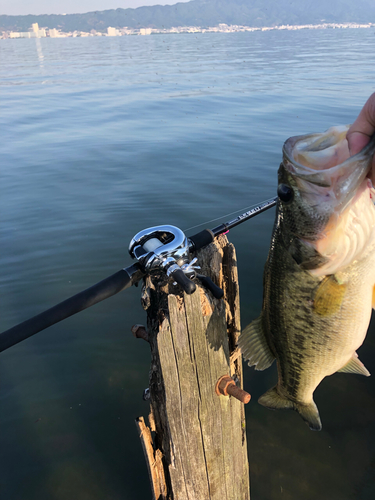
[[1, 27, 375, 500]]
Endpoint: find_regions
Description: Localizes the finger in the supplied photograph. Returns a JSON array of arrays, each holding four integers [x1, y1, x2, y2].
[[347, 92, 375, 155], [347, 131, 371, 155]]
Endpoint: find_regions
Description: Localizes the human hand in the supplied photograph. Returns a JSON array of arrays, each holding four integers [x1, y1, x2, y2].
[[347, 92, 375, 184]]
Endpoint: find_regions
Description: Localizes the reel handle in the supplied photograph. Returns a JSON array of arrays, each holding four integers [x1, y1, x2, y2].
[[170, 268, 196, 295], [196, 275, 224, 299]]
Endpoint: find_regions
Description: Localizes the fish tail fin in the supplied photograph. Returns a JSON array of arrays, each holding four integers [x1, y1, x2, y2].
[[258, 386, 322, 431], [238, 315, 275, 371], [295, 401, 322, 431]]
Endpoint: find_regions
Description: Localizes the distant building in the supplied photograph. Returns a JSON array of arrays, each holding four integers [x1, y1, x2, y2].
[[9, 31, 36, 38], [7, 23, 47, 38], [29, 22, 46, 37], [140, 28, 152, 35], [49, 28, 59, 38], [107, 27, 119, 36]]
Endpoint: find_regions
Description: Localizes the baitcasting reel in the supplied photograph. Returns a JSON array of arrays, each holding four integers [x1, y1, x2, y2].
[[129, 225, 223, 298]]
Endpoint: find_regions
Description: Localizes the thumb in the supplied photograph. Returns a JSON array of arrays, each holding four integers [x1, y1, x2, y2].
[[347, 93, 375, 156]]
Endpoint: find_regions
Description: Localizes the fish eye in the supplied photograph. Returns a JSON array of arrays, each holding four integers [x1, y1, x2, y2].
[[277, 184, 294, 203]]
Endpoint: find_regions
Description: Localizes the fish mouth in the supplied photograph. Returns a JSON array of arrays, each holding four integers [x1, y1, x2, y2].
[[283, 125, 375, 211]]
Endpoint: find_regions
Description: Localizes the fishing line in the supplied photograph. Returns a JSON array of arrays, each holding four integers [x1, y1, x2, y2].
[[183, 197, 277, 233]]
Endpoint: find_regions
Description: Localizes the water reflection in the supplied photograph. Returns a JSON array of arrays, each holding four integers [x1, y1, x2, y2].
[[35, 37, 44, 69]]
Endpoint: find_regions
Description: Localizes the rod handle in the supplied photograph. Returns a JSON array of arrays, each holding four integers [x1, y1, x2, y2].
[[188, 229, 215, 251], [0, 266, 142, 353]]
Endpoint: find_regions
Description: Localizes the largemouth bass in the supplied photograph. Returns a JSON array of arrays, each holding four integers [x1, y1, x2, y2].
[[238, 125, 375, 430]]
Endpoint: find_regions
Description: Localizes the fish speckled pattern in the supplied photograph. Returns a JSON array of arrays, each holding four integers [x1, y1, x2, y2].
[[239, 126, 375, 430]]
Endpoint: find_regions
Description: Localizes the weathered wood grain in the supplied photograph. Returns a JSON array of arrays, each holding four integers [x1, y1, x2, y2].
[[137, 235, 250, 500], [135, 416, 167, 499]]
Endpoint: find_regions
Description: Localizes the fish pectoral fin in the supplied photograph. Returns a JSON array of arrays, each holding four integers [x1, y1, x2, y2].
[[288, 237, 328, 270], [338, 353, 370, 376], [259, 387, 322, 431], [313, 275, 346, 316], [238, 315, 275, 371]]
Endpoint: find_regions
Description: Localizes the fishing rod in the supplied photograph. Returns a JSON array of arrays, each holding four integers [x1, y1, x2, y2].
[[0, 197, 277, 353]]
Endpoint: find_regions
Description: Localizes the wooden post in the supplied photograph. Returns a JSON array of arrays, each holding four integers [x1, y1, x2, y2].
[[135, 235, 250, 500]]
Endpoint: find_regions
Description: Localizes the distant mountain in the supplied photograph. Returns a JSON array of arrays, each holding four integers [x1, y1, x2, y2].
[[1, 0, 375, 33]]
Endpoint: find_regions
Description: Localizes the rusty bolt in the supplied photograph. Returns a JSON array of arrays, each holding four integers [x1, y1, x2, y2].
[[215, 375, 251, 404], [131, 324, 149, 342]]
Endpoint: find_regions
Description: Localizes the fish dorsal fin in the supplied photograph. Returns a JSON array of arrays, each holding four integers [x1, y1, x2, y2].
[[313, 275, 346, 316], [338, 353, 370, 376], [238, 316, 275, 371], [259, 387, 322, 431]]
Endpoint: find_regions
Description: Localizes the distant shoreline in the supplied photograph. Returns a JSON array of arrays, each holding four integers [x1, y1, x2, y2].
[[2, 22, 375, 40]]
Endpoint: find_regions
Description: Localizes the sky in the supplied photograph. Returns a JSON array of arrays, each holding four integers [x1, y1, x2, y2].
[[1, 0, 190, 16]]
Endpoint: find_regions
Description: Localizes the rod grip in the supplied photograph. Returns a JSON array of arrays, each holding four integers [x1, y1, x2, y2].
[[0, 268, 136, 353], [189, 229, 215, 251]]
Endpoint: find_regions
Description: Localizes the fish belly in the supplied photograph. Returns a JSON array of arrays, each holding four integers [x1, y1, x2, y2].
[[265, 239, 375, 406]]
